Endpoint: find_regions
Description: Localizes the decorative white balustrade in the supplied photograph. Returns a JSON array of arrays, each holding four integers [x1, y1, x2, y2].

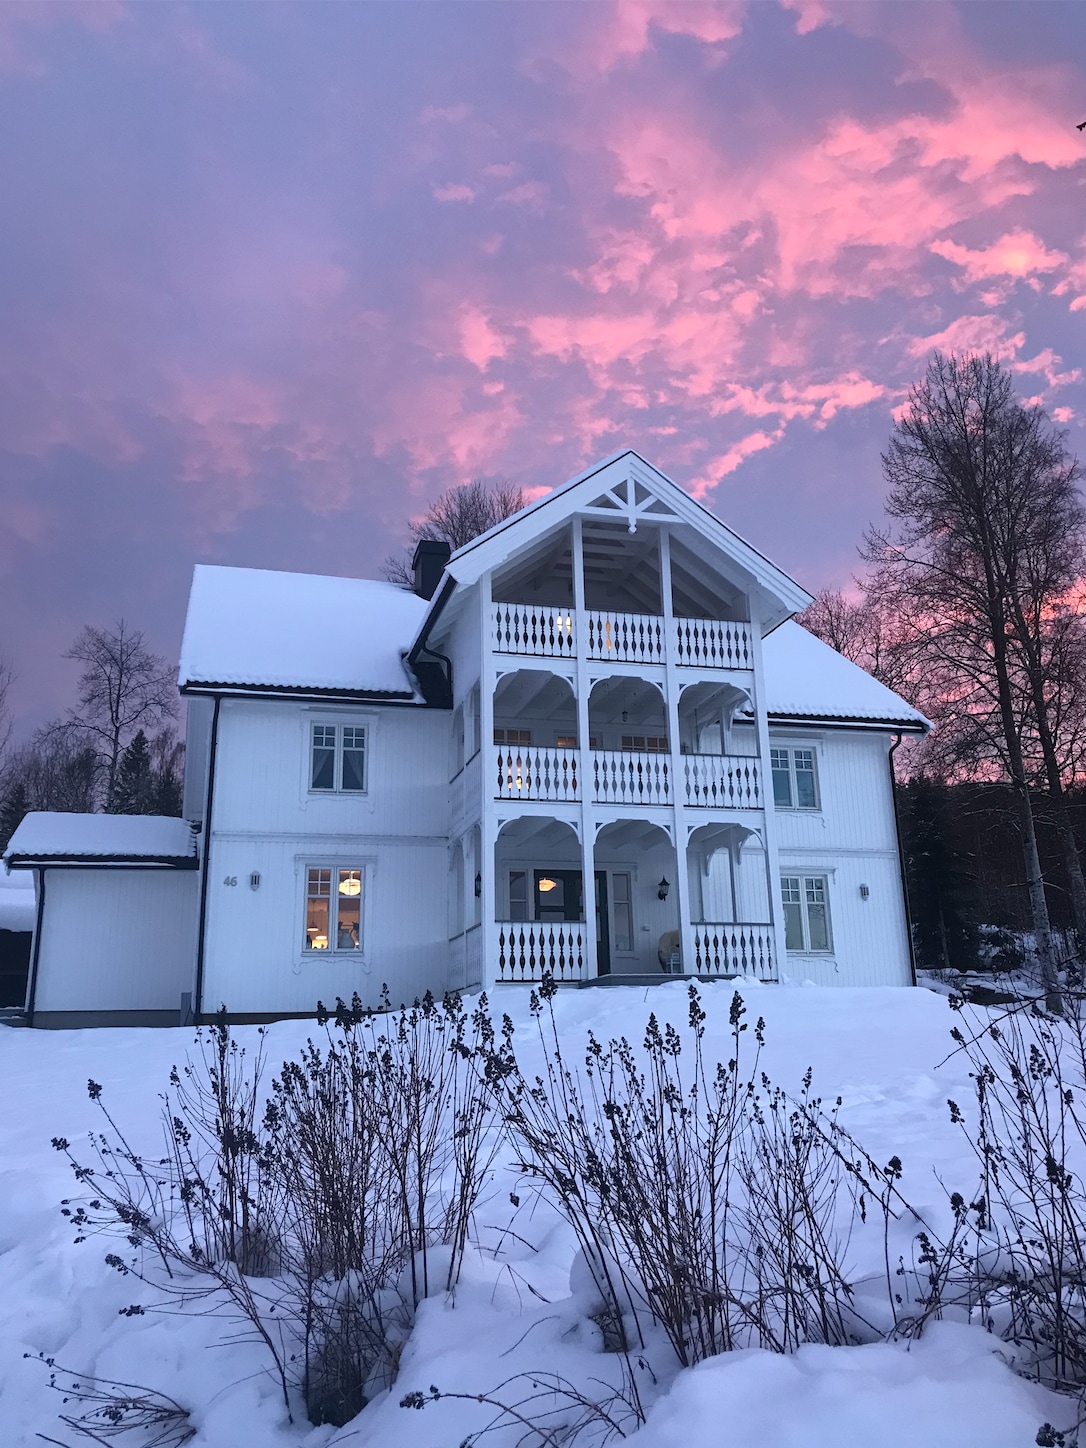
[[492, 603, 575, 658], [683, 755, 762, 809], [495, 746, 579, 801], [585, 610, 666, 664], [492, 603, 753, 671], [692, 924, 775, 981], [496, 921, 586, 982], [592, 750, 671, 805], [674, 617, 753, 670]]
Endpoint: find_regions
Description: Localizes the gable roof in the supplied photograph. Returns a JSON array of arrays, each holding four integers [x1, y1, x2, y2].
[[4, 813, 199, 868], [761, 622, 929, 731], [428, 450, 814, 635], [178, 565, 426, 700]]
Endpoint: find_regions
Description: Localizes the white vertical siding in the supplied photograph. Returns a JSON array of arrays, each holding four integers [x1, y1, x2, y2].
[[772, 727, 911, 987], [34, 869, 198, 1013]]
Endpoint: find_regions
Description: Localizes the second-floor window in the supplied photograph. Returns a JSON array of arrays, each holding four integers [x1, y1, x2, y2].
[[495, 728, 532, 748], [310, 723, 367, 793], [770, 746, 818, 809]]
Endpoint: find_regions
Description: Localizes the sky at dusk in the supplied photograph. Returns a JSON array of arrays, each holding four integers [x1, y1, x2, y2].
[[1, 0, 1084, 736]]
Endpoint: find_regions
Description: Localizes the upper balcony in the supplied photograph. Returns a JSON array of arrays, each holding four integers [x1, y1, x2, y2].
[[492, 603, 753, 671]]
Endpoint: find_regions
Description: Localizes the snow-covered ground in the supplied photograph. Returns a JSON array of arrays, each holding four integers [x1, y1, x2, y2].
[[0, 982, 1072, 1447]]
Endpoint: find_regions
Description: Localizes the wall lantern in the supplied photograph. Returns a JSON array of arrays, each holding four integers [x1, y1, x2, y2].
[[249, 872, 261, 891], [474, 872, 482, 898], [859, 883, 870, 900], [658, 877, 670, 901]]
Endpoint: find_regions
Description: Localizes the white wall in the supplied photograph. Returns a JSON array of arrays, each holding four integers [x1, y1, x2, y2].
[[771, 727, 911, 987], [200, 697, 451, 1014], [34, 868, 198, 1014]]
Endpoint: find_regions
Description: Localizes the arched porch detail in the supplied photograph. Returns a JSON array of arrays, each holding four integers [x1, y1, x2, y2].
[[685, 822, 775, 981]]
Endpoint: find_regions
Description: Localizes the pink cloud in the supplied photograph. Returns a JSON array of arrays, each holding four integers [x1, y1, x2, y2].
[[433, 182, 476, 203], [498, 180, 549, 212], [932, 230, 1069, 286], [459, 306, 508, 371], [0, 0, 124, 76], [565, 0, 745, 76], [690, 430, 783, 497], [907, 314, 1026, 360]]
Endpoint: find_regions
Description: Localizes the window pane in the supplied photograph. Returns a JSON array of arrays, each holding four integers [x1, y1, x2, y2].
[[305, 868, 332, 950], [311, 725, 336, 790], [794, 750, 817, 809], [612, 873, 633, 952], [781, 876, 804, 951], [341, 728, 366, 792], [556, 735, 577, 749], [805, 877, 829, 951], [337, 870, 362, 950], [772, 764, 793, 808]]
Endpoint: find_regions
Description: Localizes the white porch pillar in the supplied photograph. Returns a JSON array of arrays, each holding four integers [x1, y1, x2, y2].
[[572, 516, 599, 979], [659, 529, 694, 976], [479, 571, 498, 990], [747, 592, 786, 979]]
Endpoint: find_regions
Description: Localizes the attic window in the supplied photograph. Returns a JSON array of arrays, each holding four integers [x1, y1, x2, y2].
[[310, 723, 367, 793]]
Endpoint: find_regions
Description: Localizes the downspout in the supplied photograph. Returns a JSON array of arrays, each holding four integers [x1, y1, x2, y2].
[[25, 867, 45, 1027], [193, 695, 221, 1023], [888, 732, 918, 987]]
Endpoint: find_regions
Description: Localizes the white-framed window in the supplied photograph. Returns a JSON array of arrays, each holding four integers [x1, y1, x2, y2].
[[303, 866, 364, 953], [495, 728, 532, 747], [556, 734, 599, 749], [468, 684, 482, 761], [310, 722, 367, 793], [770, 745, 819, 809], [781, 874, 832, 952], [621, 734, 668, 753]]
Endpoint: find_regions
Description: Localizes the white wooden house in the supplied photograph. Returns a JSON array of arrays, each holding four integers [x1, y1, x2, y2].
[[5, 451, 928, 1026]]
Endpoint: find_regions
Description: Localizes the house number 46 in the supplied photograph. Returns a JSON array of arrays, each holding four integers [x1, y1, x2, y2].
[[223, 876, 238, 887]]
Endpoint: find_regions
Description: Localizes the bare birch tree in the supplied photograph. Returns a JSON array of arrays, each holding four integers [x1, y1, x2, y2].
[[64, 622, 177, 812], [865, 352, 1085, 1011], [383, 478, 524, 584]]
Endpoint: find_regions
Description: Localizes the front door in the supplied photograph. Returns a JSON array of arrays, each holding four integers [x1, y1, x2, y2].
[[531, 870, 612, 977]]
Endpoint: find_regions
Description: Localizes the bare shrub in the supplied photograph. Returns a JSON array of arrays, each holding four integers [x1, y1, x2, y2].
[[53, 991, 500, 1430], [483, 977, 890, 1375], [28, 1354, 195, 1447]]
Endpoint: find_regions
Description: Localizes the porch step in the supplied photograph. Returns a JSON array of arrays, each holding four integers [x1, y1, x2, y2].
[[0, 1007, 29, 1028], [580, 972, 731, 989]]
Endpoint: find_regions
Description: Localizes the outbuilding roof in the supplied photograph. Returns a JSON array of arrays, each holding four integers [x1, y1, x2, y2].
[[178, 565, 427, 700], [4, 813, 199, 868]]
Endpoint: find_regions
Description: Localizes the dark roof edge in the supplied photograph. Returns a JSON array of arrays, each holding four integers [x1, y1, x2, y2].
[[5, 854, 199, 870], [766, 712, 929, 734], [180, 681, 420, 705]]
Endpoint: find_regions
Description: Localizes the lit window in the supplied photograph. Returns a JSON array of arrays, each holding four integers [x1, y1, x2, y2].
[[304, 867, 363, 953], [770, 746, 819, 810], [310, 723, 368, 793], [781, 874, 832, 952], [495, 728, 532, 747]]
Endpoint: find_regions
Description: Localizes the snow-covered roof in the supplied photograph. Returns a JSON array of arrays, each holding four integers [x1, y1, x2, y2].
[[178, 565, 427, 699], [761, 621, 929, 731], [3, 813, 198, 868]]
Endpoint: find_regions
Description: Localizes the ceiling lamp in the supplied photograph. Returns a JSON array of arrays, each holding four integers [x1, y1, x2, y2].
[[537, 877, 558, 893], [339, 874, 362, 896]]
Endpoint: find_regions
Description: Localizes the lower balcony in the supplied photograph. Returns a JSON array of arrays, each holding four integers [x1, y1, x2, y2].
[[493, 745, 761, 809]]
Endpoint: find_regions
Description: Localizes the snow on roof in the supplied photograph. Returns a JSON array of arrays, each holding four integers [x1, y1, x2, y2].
[[178, 565, 428, 698], [3, 813, 198, 866], [761, 621, 929, 730]]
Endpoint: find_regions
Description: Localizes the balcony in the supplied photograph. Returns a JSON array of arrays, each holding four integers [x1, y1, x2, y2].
[[492, 603, 753, 670], [493, 745, 760, 810], [495, 920, 587, 983]]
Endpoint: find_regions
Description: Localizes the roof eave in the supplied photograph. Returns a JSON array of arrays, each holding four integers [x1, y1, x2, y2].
[[767, 712, 930, 734], [5, 854, 199, 870]]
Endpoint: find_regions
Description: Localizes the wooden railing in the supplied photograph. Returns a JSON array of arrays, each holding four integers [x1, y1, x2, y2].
[[591, 750, 671, 805], [495, 746, 579, 802], [492, 603, 575, 658], [496, 921, 587, 982], [493, 604, 754, 672], [585, 610, 666, 664], [675, 618, 753, 670], [683, 755, 762, 808], [448, 923, 484, 992], [691, 924, 775, 980]]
